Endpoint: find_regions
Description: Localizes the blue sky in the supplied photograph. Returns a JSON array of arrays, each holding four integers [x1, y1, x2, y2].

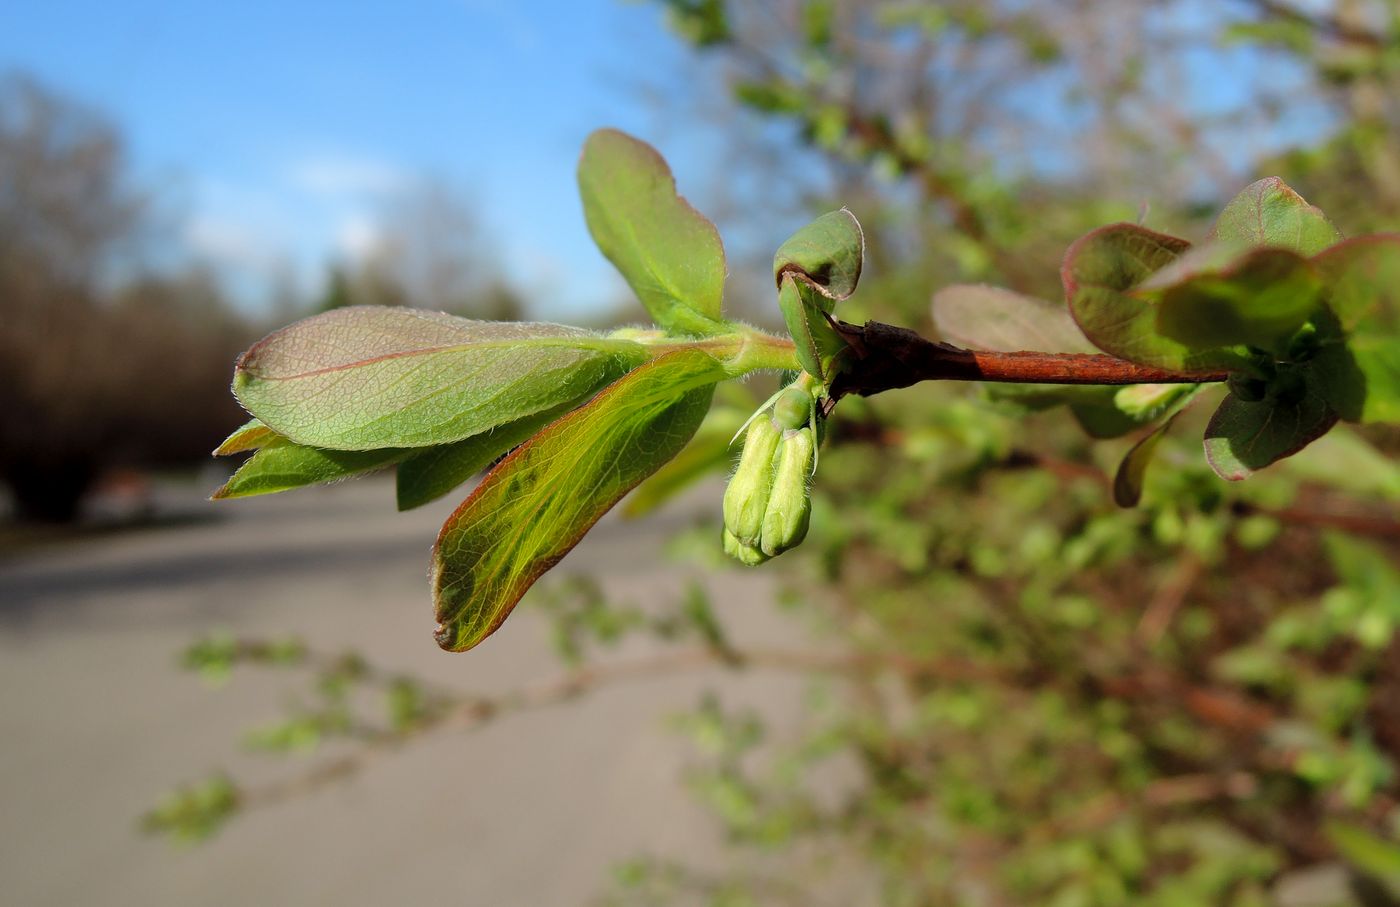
[[1, 1, 723, 318]]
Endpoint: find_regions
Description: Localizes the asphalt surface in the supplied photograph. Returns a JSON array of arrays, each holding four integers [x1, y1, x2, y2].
[[0, 476, 814, 906]]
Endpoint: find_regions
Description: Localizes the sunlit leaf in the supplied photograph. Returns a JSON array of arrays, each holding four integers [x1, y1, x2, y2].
[[431, 350, 726, 652], [233, 306, 645, 450], [1312, 329, 1400, 424], [624, 403, 747, 518], [1203, 367, 1338, 480], [578, 129, 727, 335], [932, 283, 1097, 353], [1208, 176, 1341, 255], [212, 439, 404, 500], [1063, 223, 1251, 372]]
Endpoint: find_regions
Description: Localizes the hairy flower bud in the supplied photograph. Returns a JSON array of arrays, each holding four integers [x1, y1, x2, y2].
[[723, 527, 770, 566], [723, 415, 782, 547], [760, 426, 814, 557]]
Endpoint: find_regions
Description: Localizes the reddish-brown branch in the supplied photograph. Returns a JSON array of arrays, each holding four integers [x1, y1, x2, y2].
[[829, 320, 1228, 400]]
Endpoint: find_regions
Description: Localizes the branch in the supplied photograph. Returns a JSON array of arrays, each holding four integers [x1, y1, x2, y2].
[[828, 320, 1228, 401]]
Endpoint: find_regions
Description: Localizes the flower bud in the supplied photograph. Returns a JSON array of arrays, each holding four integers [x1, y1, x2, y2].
[[760, 426, 814, 557], [723, 527, 770, 566], [723, 415, 782, 547]]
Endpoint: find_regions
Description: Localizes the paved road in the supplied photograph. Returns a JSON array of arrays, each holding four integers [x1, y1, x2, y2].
[[0, 476, 813, 906]]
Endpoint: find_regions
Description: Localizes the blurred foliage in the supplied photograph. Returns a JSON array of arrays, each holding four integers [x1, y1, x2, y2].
[[150, 1, 1400, 904]]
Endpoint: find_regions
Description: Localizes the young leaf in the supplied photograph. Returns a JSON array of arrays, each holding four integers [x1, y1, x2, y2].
[[931, 284, 1097, 353], [233, 306, 645, 450], [1149, 247, 1322, 351], [431, 350, 726, 652], [1064, 224, 1252, 372], [577, 129, 727, 335], [213, 419, 279, 455], [1113, 415, 1179, 507], [212, 440, 405, 500], [1203, 367, 1338, 480], [772, 208, 864, 302], [1207, 177, 1341, 256], [394, 407, 567, 511], [778, 278, 849, 383], [623, 404, 746, 518]]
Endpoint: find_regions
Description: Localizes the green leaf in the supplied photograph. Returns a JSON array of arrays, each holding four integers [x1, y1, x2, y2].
[[395, 407, 567, 511], [1327, 821, 1400, 893], [1208, 177, 1341, 255], [1148, 246, 1322, 351], [213, 419, 279, 455], [431, 350, 725, 652], [1203, 366, 1338, 480], [1063, 223, 1252, 372], [1113, 415, 1178, 507], [778, 277, 848, 383], [233, 306, 645, 450], [578, 129, 727, 335], [773, 209, 864, 303], [932, 284, 1097, 353], [212, 439, 405, 499], [1311, 234, 1400, 329]]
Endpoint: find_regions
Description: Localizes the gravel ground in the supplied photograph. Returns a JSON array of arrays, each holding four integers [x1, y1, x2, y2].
[[0, 476, 813, 906]]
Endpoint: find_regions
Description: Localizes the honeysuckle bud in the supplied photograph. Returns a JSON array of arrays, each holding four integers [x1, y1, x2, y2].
[[723, 414, 782, 547], [723, 527, 770, 566], [760, 426, 814, 557]]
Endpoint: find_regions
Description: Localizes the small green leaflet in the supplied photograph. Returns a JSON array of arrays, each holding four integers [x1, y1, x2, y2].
[[1063, 223, 1252, 372], [773, 209, 864, 382], [1207, 176, 1341, 256], [234, 306, 645, 450], [213, 440, 405, 499], [1203, 367, 1338, 480], [431, 350, 726, 652], [773, 208, 864, 301], [213, 419, 278, 455], [1113, 415, 1179, 508], [577, 129, 728, 336]]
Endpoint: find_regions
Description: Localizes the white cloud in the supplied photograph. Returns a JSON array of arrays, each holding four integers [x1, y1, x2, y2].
[[287, 155, 408, 197], [335, 213, 380, 259], [184, 214, 284, 274]]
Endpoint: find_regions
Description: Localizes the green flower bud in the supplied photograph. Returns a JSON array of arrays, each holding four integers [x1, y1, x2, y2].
[[760, 426, 814, 557], [723, 527, 770, 566], [772, 386, 812, 431], [723, 415, 782, 546]]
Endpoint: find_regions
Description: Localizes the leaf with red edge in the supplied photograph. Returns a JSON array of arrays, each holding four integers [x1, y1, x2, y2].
[[431, 350, 725, 652]]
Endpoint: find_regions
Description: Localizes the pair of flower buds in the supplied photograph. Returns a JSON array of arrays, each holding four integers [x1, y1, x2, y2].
[[722, 382, 820, 565]]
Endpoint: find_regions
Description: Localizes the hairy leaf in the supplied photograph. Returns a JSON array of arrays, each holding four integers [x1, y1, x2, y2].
[[1203, 367, 1338, 480], [578, 129, 727, 335], [772, 208, 864, 302], [932, 284, 1097, 353], [1063, 223, 1251, 372], [1208, 177, 1341, 255], [212, 440, 405, 500], [431, 350, 726, 652], [233, 306, 645, 450], [778, 278, 848, 383], [213, 419, 279, 455], [395, 407, 567, 511]]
